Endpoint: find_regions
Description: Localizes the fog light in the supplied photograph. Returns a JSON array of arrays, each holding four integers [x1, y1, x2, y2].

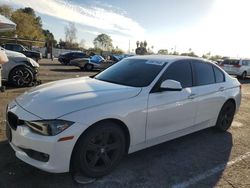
[[19, 147, 50, 162]]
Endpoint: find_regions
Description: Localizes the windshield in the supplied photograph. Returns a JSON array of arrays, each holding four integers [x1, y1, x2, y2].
[[91, 55, 104, 64], [95, 58, 167, 87]]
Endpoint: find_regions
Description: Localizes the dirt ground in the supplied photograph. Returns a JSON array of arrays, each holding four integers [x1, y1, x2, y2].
[[0, 59, 250, 188]]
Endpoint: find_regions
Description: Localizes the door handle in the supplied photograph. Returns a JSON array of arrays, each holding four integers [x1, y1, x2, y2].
[[188, 93, 196, 99], [218, 87, 225, 92]]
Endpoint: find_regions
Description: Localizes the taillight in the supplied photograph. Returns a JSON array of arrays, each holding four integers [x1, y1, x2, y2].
[[234, 64, 241, 68], [219, 64, 224, 67]]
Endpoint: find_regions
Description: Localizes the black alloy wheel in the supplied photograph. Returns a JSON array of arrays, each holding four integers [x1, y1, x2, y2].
[[85, 64, 93, 71], [72, 123, 126, 178], [9, 66, 34, 87], [215, 101, 235, 132]]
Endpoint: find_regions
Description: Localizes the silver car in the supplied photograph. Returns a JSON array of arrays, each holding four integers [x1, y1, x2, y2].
[[1, 47, 40, 87], [70, 55, 117, 71], [220, 58, 250, 79]]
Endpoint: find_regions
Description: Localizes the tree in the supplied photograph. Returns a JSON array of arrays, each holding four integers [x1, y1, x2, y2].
[[12, 10, 44, 39], [65, 22, 77, 44], [112, 47, 124, 54], [139, 41, 144, 47], [0, 5, 13, 18], [135, 40, 150, 55], [136, 41, 140, 48], [19, 7, 35, 16], [180, 51, 198, 57], [0, 6, 45, 46], [158, 49, 168, 55], [79, 39, 86, 49], [93, 33, 113, 51], [43, 29, 57, 46]]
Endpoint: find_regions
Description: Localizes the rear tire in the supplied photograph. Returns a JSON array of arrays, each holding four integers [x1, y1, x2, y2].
[[241, 71, 247, 80], [85, 64, 93, 71], [72, 122, 126, 178], [8, 66, 34, 87], [215, 101, 235, 132]]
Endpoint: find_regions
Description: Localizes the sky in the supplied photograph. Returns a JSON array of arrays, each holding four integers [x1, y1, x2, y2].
[[1, 0, 250, 57]]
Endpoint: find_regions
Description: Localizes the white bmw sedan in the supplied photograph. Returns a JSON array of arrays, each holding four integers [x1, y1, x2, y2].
[[6, 55, 241, 178]]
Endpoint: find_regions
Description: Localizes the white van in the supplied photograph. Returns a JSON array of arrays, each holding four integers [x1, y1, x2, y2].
[[220, 58, 250, 79]]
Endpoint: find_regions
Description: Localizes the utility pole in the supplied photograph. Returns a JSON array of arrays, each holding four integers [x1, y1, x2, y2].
[[128, 40, 130, 54]]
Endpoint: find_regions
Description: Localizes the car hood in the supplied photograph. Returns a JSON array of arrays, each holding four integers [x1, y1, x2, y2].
[[7, 56, 39, 68], [5, 49, 26, 57], [15, 77, 141, 119]]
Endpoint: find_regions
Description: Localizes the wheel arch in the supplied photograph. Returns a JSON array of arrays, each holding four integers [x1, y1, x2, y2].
[[8, 64, 33, 81], [69, 118, 131, 172], [225, 98, 236, 109]]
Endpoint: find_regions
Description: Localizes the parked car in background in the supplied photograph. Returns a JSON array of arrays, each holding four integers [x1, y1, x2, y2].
[[2, 43, 42, 62], [1, 47, 39, 87], [70, 54, 126, 71], [220, 58, 250, 79], [58, 51, 89, 65], [70, 54, 114, 71], [6, 55, 241, 178]]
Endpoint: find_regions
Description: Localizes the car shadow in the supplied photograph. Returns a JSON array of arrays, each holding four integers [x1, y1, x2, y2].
[[0, 128, 232, 188], [40, 63, 65, 67], [50, 68, 82, 73], [50, 68, 99, 73]]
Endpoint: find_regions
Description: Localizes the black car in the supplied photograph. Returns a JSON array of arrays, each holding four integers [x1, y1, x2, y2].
[[58, 52, 89, 65], [2, 43, 42, 62]]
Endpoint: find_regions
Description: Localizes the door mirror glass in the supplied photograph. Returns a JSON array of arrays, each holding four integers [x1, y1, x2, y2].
[[160, 79, 182, 91]]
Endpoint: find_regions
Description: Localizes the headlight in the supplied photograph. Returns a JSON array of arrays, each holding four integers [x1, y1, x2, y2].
[[28, 58, 39, 68], [25, 120, 74, 136]]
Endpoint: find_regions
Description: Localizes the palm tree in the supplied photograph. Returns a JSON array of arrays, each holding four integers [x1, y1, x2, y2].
[[136, 41, 140, 48]]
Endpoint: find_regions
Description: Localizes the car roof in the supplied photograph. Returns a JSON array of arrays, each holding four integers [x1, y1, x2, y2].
[[127, 55, 207, 63]]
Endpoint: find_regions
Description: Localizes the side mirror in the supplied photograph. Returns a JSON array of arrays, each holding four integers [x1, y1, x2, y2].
[[160, 79, 182, 91]]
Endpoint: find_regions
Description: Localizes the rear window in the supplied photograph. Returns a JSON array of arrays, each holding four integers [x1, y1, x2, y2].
[[222, 59, 240, 65], [193, 61, 215, 86], [213, 66, 225, 83]]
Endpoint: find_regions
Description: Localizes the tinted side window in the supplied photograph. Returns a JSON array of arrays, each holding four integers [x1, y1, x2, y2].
[[12, 45, 23, 51], [74, 53, 82, 58], [5, 44, 12, 50], [242, 60, 250, 66], [162, 60, 193, 88], [193, 61, 215, 86], [213, 66, 225, 83], [67, 53, 73, 57]]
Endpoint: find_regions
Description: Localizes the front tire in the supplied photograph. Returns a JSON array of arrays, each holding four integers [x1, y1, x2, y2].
[[8, 66, 34, 87], [72, 122, 126, 178], [215, 101, 236, 132]]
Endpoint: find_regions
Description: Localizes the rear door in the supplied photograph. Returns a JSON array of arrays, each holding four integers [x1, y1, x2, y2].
[[192, 60, 226, 127]]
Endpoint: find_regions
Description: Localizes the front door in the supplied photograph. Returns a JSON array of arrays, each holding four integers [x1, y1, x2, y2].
[[146, 60, 198, 140]]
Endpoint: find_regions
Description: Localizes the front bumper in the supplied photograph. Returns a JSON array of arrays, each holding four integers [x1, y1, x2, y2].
[[8, 125, 76, 173], [6, 101, 85, 173]]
